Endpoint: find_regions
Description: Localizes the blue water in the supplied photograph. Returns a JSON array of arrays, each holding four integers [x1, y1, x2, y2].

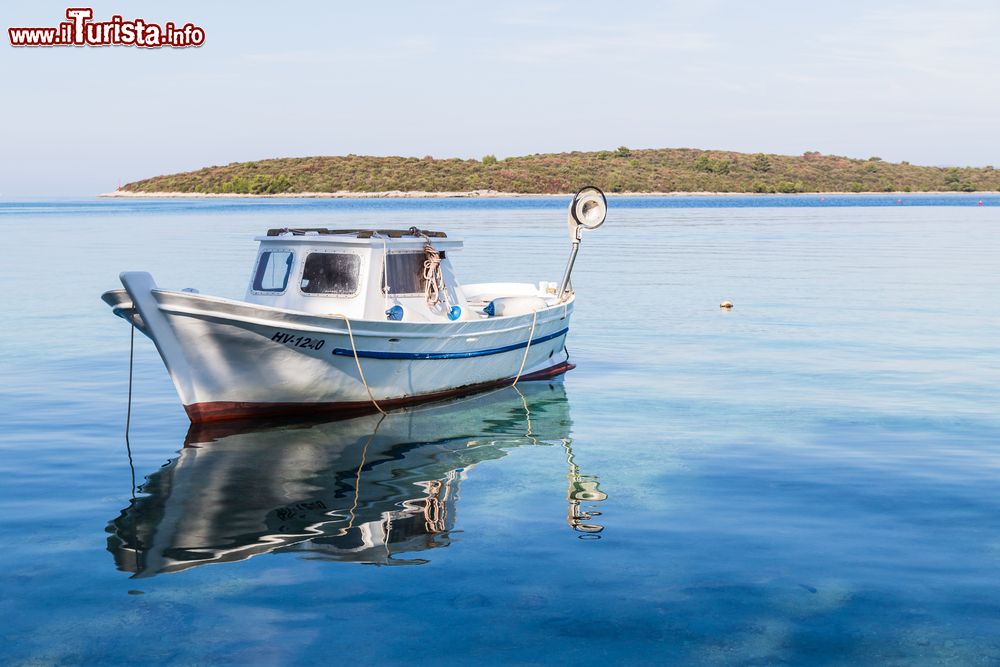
[[1, 195, 999, 664], [2, 192, 999, 217]]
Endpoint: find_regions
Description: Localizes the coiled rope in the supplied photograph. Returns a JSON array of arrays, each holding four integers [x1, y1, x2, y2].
[[422, 242, 445, 306], [409, 227, 446, 307]]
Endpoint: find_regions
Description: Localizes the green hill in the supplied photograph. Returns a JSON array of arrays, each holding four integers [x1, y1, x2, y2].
[[119, 148, 1000, 195]]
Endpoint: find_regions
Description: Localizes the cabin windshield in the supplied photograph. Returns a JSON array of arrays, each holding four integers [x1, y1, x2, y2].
[[252, 250, 293, 292], [382, 252, 428, 295], [300, 252, 360, 295]]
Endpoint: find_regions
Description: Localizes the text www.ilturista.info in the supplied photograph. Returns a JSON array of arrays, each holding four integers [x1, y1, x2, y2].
[[8, 8, 205, 48]]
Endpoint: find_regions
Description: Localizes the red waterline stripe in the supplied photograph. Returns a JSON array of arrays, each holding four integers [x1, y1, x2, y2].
[[183, 361, 575, 424]]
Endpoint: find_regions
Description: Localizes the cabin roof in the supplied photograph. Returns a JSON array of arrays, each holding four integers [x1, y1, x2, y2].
[[265, 228, 447, 239]]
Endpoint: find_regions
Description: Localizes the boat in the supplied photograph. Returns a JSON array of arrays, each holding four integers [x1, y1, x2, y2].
[[101, 187, 607, 423], [107, 383, 607, 576]]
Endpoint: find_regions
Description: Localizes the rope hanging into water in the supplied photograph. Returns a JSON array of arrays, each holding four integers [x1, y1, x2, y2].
[[511, 309, 539, 387], [125, 321, 137, 497], [124, 320, 142, 571], [330, 314, 388, 415]]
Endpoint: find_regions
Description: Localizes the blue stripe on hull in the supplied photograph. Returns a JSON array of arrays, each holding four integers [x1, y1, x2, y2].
[[331, 327, 570, 360]]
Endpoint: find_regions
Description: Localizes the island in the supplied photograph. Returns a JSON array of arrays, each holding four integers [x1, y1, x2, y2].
[[104, 148, 1000, 197]]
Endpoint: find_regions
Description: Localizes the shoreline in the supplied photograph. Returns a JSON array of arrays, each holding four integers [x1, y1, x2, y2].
[[98, 189, 997, 199]]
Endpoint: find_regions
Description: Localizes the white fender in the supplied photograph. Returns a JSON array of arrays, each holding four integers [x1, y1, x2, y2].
[[483, 296, 548, 317]]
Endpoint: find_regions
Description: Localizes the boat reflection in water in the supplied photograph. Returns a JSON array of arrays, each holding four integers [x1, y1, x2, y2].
[[107, 383, 606, 577]]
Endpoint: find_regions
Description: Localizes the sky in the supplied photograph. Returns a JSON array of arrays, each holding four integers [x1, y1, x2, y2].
[[2, 0, 999, 196]]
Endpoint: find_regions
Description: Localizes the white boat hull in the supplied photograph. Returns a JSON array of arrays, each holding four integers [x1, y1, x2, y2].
[[103, 272, 574, 422]]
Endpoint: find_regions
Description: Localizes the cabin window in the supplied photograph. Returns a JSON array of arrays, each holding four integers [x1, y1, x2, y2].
[[382, 252, 428, 295], [252, 251, 294, 292], [300, 252, 361, 295]]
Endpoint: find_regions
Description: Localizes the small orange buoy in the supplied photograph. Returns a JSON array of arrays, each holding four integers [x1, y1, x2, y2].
[[720, 300, 734, 309]]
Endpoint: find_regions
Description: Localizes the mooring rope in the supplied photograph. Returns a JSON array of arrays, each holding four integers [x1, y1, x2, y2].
[[125, 321, 137, 496], [511, 309, 539, 387], [124, 320, 142, 572], [330, 314, 388, 415]]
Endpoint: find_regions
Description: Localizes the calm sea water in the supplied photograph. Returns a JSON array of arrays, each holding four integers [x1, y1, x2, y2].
[[1, 194, 999, 665]]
